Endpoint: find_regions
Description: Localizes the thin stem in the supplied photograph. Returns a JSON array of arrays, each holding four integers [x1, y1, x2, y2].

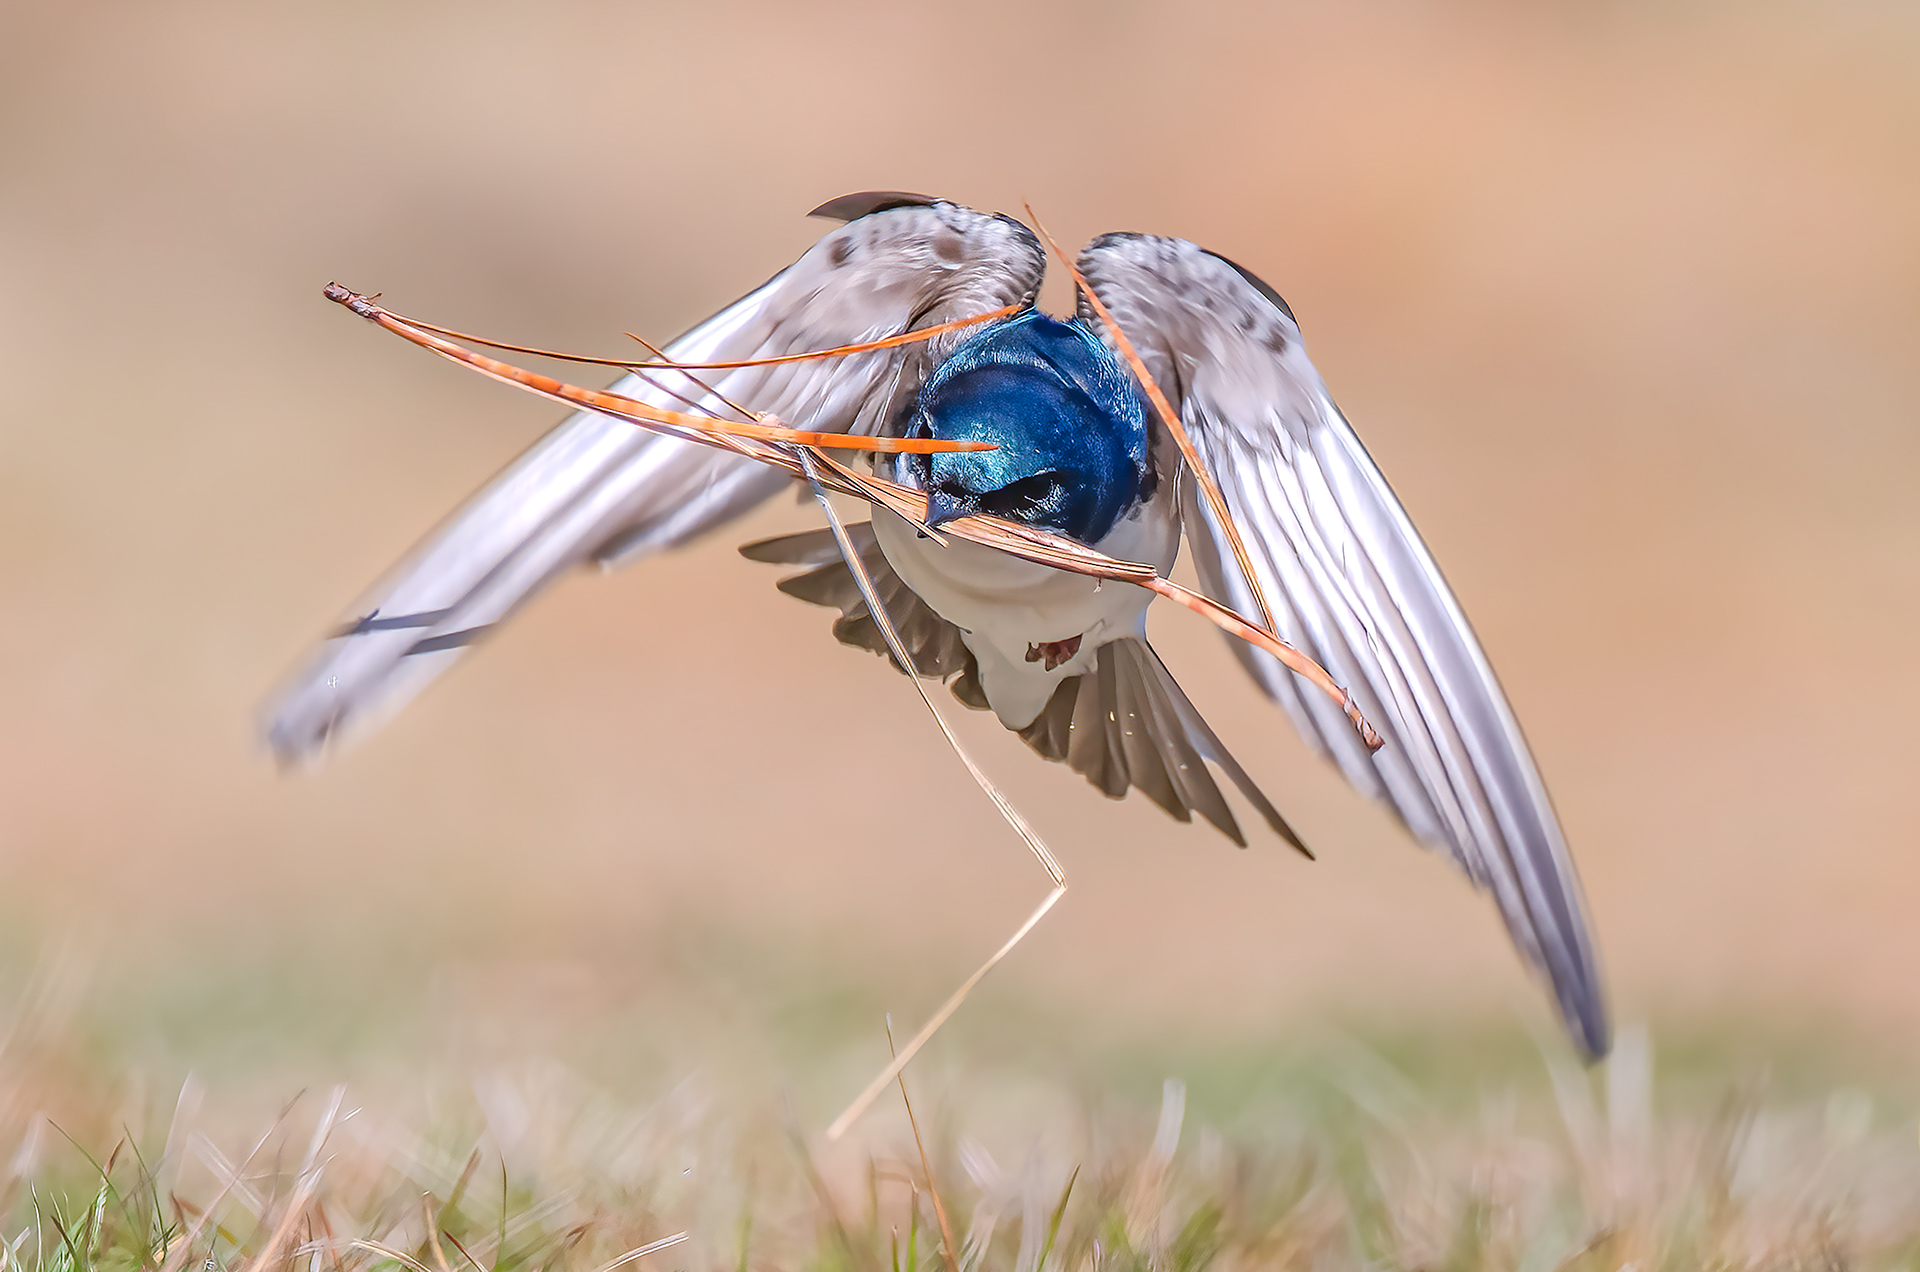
[[323, 285, 993, 455], [886, 1017, 960, 1272], [826, 887, 1066, 1141], [387, 303, 1018, 370]]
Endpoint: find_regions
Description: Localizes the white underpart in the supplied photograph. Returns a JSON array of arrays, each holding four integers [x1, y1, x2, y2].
[[872, 497, 1180, 729]]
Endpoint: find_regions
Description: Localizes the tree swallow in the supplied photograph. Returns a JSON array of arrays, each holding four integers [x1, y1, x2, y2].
[[264, 192, 1609, 1060]]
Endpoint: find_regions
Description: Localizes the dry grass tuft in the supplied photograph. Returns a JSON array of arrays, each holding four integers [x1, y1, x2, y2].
[[4, 966, 1918, 1272]]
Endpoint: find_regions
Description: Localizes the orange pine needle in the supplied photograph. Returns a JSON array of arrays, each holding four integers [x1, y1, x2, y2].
[[392, 302, 1020, 371], [1024, 205, 1280, 636], [1141, 576, 1383, 751], [319, 280, 1382, 753], [623, 329, 762, 428], [804, 454, 1380, 751], [323, 284, 993, 456], [622, 302, 1023, 370]]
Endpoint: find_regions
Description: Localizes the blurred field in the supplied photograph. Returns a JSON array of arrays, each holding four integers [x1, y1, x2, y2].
[[6, 956, 1920, 1270], [2, 0, 1920, 1263]]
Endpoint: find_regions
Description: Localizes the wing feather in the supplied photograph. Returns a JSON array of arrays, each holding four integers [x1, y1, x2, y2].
[[264, 199, 1043, 762], [1077, 233, 1608, 1058]]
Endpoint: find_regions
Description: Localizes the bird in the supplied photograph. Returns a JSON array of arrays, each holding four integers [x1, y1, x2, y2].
[[263, 191, 1609, 1060]]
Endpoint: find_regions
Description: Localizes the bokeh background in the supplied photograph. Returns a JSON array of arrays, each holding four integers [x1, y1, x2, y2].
[[2, 0, 1917, 1088]]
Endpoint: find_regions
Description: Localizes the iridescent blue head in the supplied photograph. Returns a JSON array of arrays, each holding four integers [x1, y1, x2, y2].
[[903, 310, 1153, 544]]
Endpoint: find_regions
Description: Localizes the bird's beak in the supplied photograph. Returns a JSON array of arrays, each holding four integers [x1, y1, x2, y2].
[[923, 487, 975, 529]]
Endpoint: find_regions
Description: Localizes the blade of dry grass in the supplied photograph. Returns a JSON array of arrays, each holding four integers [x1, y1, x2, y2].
[[826, 886, 1067, 1142], [798, 451, 1066, 888], [885, 1017, 958, 1272], [799, 447, 1075, 1141], [584, 1232, 688, 1272], [349, 1239, 436, 1272], [154, 1102, 301, 1272]]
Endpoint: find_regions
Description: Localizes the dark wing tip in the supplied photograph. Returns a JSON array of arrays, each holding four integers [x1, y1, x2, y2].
[[807, 191, 942, 222], [1196, 249, 1298, 324], [1084, 230, 1608, 1060], [1558, 962, 1613, 1062]]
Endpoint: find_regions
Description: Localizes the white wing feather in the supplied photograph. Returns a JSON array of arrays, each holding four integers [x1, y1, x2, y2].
[[1077, 234, 1608, 1058], [264, 200, 1043, 762]]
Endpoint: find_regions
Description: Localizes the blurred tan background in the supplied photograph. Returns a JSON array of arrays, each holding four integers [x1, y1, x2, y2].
[[1, 1, 1917, 1060]]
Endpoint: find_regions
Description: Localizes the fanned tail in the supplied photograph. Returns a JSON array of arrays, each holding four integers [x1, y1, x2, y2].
[[1018, 640, 1307, 854], [743, 526, 1306, 854]]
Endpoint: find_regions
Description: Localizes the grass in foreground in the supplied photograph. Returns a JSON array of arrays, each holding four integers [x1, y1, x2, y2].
[[2, 947, 1917, 1271]]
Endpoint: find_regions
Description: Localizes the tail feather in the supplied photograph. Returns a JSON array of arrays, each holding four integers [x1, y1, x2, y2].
[[1109, 648, 1182, 822], [1022, 640, 1308, 854], [1133, 642, 1309, 856], [745, 525, 1306, 853], [1108, 643, 1223, 831]]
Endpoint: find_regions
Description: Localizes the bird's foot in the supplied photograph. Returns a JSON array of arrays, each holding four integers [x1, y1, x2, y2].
[[1024, 634, 1083, 672]]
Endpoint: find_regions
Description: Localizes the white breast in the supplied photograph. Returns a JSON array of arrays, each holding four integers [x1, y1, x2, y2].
[[872, 498, 1180, 728]]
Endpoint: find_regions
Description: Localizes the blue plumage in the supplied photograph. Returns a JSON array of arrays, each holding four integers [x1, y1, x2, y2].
[[903, 310, 1152, 544]]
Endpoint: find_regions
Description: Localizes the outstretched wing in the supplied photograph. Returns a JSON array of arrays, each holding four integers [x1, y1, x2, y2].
[[1076, 233, 1608, 1058], [264, 196, 1043, 763]]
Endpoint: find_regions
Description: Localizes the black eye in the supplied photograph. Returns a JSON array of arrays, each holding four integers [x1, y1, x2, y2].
[[981, 471, 1066, 516]]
